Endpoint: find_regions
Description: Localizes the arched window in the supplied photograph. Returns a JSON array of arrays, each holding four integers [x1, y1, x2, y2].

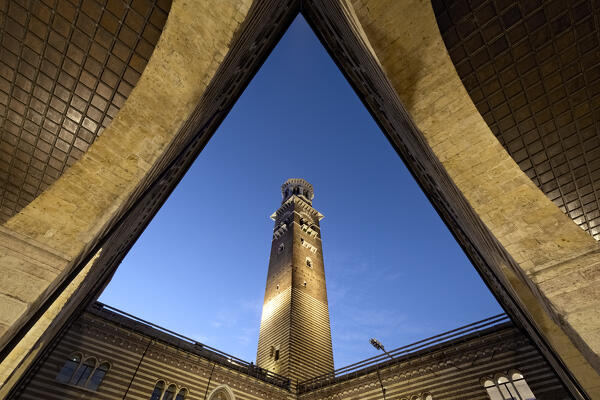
[[56, 353, 81, 383], [150, 381, 165, 400], [87, 362, 110, 390], [56, 353, 110, 390], [510, 372, 536, 400], [497, 376, 519, 399], [163, 384, 177, 400], [484, 379, 503, 400], [482, 372, 536, 400], [208, 385, 235, 400], [175, 388, 188, 400], [72, 357, 96, 387], [278, 243, 284, 253]]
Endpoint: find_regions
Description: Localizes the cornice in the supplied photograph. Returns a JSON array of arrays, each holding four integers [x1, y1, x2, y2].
[[300, 329, 529, 399]]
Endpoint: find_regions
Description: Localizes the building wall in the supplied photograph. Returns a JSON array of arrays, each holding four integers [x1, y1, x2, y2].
[[12, 309, 294, 400], [299, 325, 570, 400], [11, 306, 571, 400]]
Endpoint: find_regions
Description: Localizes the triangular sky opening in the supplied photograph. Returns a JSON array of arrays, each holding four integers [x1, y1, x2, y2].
[[99, 15, 502, 368]]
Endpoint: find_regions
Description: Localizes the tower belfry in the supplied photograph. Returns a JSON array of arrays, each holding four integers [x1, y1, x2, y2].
[[257, 179, 334, 381]]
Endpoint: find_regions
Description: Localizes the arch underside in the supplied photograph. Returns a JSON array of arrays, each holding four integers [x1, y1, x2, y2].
[[1, 0, 600, 398]]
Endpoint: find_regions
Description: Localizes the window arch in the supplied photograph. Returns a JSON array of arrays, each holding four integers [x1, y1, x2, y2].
[[150, 381, 165, 400], [149, 381, 189, 400], [56, 353, 110, 390], [88, 362, 110, 390], [72, 357, 96, 386], [484, 379, 503, 400], [481, 371, 536, 400], [56, 353, 81, 383], [163, 384, 177, 400], [509, 371, 536, 400], [175, 388, 188, 400], [208, 385, 235, 400]]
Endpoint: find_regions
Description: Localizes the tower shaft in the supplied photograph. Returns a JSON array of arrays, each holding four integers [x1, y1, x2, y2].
[[256, 180, 334, 382]]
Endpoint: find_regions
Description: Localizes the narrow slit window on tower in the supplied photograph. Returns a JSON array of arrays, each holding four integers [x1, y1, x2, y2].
[[278, 243, 284, 253], [274, 348, 280, 361], [306, 257, 312, 267]]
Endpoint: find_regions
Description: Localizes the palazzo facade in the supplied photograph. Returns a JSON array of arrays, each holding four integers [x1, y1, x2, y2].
[[9, 180, 570, 399]]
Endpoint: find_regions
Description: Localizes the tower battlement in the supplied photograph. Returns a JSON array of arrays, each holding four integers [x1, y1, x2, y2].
[[281, 178, 314, 205]]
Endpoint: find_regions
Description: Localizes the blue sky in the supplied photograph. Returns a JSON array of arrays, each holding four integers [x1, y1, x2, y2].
[[99, 15, 502, 369]]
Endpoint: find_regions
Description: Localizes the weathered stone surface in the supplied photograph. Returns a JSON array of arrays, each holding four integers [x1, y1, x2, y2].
[[0, 249, 98, 398], [0, 0, 172, 223], [349, 0, 600, 395], [0, 0, 254, 391]]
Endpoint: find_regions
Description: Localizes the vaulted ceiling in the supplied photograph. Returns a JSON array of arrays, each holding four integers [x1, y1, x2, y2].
[[432, 0, 600, 240], [0, 0, 171, 222], [1, 0, 599, 241]]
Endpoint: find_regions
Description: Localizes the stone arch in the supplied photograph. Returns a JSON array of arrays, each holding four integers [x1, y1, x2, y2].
[[1, 0, 599, 398], [207, 384, 236, 400], [330, 0, 600, 395], [0, 0, 260, 393]]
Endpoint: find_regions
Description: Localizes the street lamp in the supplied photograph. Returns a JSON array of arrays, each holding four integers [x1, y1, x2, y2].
[[369, 338, 391, 400], [370, 338, 394, 360]]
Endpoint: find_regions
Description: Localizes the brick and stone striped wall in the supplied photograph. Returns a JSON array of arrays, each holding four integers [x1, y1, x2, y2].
[[12, 309, 295, 400], [10, 305, 570, 400], [298, 324, 570, 400]]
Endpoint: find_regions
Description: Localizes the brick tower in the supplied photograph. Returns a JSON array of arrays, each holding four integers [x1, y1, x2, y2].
[[256, 179, 334, 382]]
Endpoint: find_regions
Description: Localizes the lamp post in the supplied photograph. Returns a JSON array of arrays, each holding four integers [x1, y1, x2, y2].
[[370, 338, 392, 400], [370, 338, 394, 360]]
